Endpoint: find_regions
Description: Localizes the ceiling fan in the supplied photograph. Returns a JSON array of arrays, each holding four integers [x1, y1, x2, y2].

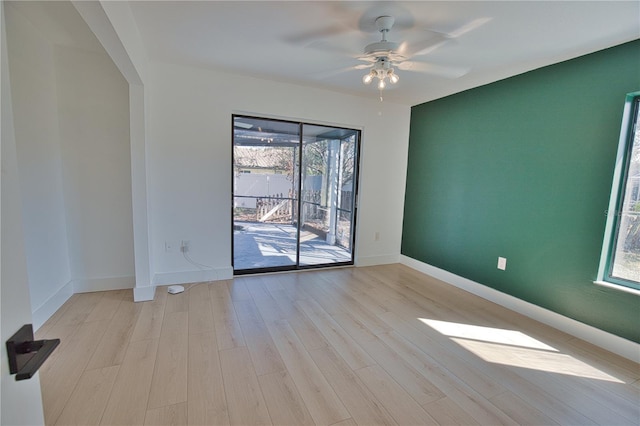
[[353, 15, 470, 90]]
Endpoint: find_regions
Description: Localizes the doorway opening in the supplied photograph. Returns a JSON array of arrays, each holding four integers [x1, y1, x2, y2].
[[232, 115, 360, 274]]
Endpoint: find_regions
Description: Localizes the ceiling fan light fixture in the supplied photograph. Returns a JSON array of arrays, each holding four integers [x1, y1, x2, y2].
[[388, 70, 399, 84], [363, 57, 398, 91], [363, 71, 375, 84]]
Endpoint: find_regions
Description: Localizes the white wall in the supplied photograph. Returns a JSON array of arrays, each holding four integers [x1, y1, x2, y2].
[[147, 61, 411, 284], [55, 45, 134, 292], [72, 0, 154, 300], [5, 1, 134, 327], [5, 4, 73, 322]]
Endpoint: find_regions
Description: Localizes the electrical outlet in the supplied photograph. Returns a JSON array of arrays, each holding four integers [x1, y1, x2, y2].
[[165, 241, 175, 252], [497, 257, 507, 270], [180, 240, 190, 253], [374, 232, 380, 241]]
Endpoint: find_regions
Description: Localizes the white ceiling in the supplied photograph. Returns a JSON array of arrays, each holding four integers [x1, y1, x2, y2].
[[126, 1, 639, 106]]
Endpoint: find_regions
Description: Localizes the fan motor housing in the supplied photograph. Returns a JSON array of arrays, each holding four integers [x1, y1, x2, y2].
[[364, 40, 400, 56]]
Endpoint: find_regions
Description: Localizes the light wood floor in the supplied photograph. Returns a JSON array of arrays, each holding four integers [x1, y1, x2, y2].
[[37, 264, 639, 425]]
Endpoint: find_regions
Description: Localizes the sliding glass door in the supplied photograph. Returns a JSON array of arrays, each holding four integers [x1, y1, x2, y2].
[[232, 116, 359, 274], [299, 125, 358, 266]]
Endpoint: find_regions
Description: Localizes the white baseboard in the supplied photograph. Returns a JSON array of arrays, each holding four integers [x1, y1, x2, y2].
[[153, 267, 233, 287], [217, 267, 234, 280], [32, 280, 73, 331], [400, 255, 640, 363], [72, 276, 135, 293], [133, 285, 156, 302], [356, 254, 400, 267]]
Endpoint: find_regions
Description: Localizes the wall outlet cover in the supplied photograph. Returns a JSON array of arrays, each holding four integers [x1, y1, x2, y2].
[[497, 257, 507, 270]]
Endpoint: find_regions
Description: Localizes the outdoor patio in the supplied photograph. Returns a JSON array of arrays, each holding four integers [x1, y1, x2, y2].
[[233, 221, 352, 270]]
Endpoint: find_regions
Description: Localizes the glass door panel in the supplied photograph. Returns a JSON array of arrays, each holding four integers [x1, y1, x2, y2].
[[233, 117, 300, 272], [299, 125, 358, 267]]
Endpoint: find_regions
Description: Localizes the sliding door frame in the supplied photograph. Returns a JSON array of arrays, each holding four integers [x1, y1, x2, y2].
[[231, 114, 361, 275]]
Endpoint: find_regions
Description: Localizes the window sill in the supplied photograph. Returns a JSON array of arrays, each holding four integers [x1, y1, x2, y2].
[[593, 280, 640, 296]]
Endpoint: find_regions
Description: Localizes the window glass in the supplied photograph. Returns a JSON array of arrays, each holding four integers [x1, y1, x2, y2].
[[608, 96, 640, 286]]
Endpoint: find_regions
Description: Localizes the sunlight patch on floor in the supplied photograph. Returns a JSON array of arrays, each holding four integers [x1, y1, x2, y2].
[[419, 318, 557, 351], [418, 318, 624, 383]]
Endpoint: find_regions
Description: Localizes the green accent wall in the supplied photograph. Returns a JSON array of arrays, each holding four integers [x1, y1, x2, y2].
[[402, 40, 640, 343]]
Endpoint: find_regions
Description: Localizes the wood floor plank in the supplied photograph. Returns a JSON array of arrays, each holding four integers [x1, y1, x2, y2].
[[378, 311, 506, 398], [209, 280, 233, 299], [378, 328, 515, 424], [423, 397, 481, 426], [566, 337, 640, 383], [308, 345, 398, 426], [329, 419, 357, 426], [39, 267, 640, 426], [233, 297, 264, 325], [489, 391, 560, 426], [54, 365, 119, 426], [227, 278, 252, 301], [210, 294, 245, 350], [258, 370, 315, 426], [55, 292, 106, 327], [332, 311, 380, 343], [41, 320, 109, 425], [266, 319, 350, 426], [307, 273, 392, 335], [247, 278, 288, 323], [495, 349, 636, 426], [187, 331, 229, 426], [219, 346, 272, 426], [261, 288, 329, 351], [144, 402, 188, 426], [85, 290, 128, 323], [188, 283, 215, 334], [86, 299, 142, 370], [355, 365, 439, 425], [130, 290, 167, 342], [239, 318, 286, 376], [378, 311, 596, 425], [296, 298, 376, 370], [349, 333, 444, 406], [100, 339, 160, 425], [147, 311, 189, 409], [321, 272, 392, 315], [263, 271, 309, 301], [164, 286, 190, 313]]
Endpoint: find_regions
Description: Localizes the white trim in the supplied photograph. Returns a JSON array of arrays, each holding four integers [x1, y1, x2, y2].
[[72, 276, 135, 293], [133, 285, 156, 302], [152, 267, 233, 287], [356, 254, 400, 267], [594, 280, 640, 296], [400, 255, 640, 363], [217, 267, 234, 280], [32, 280, 73, 331]]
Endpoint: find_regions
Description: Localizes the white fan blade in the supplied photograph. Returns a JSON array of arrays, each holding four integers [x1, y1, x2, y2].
[[356, 55, 377, 63], [397, 61, 469, 78], [445, 17, 492, 38], [312, 64, 371, 80], [399, 36, 449, 57]]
